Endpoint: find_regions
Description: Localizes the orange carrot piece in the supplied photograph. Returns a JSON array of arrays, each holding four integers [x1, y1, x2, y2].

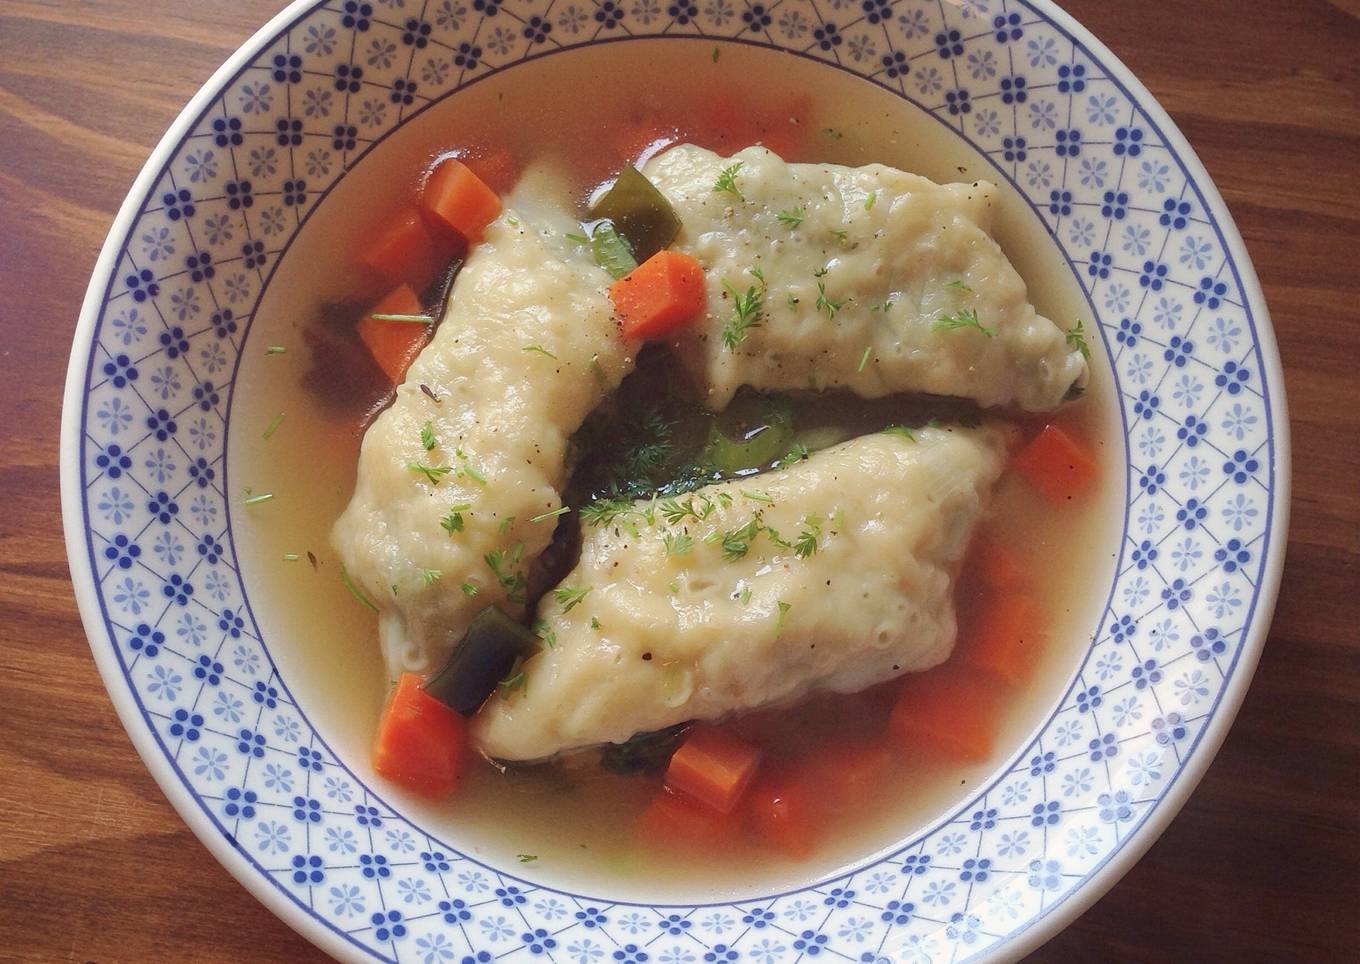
[[889, 667, 1003, 763], [610, 250, 707, 340], [805, 741, 894, 815], [421, 158, 502, 243], [357, 283, 429, 384], [372, 673, 468, 797], [359, 209, 447, 291], [460, 147, 518, 195], [963, 594, 1044, 687], [745, 770, 821, 859], [664, 725, 762, 815], [638, 788, 738, 845], [1014, 424, 1098, 504]]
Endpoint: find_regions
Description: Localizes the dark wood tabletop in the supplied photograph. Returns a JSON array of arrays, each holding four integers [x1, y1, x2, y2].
[[2, 0, 1356, 960]]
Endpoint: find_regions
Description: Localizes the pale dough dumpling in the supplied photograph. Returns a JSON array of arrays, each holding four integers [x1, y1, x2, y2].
[[472, 426, 1008, 761], [332, 175, 632, 678], [643, 144, 1086, 411]]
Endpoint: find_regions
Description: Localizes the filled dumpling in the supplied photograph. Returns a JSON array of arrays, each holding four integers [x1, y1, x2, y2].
[[472, 425, 1008, 761], [643, 144, 1087, 411], [332, 174, 633, 678]]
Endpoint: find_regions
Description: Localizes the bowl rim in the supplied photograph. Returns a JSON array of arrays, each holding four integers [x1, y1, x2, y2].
[[59, 2, 1290, 961]]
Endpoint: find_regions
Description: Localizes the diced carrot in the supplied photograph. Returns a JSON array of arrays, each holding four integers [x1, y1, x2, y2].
[[804, 741, 894, 815], [638, 788, 738, 845], [664, 725, 762, 815], [889, 666, 1003, 763], [962, 594, 1044, 687], [357, 283, 429, 384], [745, 769, 821, 859], [358, 208, 447, 291], [610, 251, 707, 340], [421, 158, 502, 243], [1014, 424, 1098, 504], [968, 536, 1028, 591], [372, 673, 468, 797]]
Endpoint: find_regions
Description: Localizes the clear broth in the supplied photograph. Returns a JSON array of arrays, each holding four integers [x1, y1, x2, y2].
[[230, 41, 1122, 902]]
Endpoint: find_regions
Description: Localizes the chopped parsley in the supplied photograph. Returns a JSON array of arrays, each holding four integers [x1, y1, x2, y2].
[[721, 279, 764, 350], [815, 281, 845, 321], [262, 412, 285, 440], [870, 299, 895, 313], [530, 506, 570, 523], [933, 308, 996, 338], [420, 420, 437, 451], [720, 519, 761, 561], [777, 207, 805, 228], [857, 346, 873, 373], [441, 503, 470, 534], [794, 514, 822, 559], [498, 656, 527, 694], [1066, 319, 1091, 359], [581, 496, 637, 527], [553, 585, 591, 613], [661, 494, 716, 525], [776, 443, 810, 468], [518, 853, 538, 863], [523, 344, 558, 360], [774, 600, 792, 637], [264, 345, 286, 355], [282, 553, 299, 562], [741, 489, 773, 503], [243, 492, 273, 506], [407, 462, 453, 484], [946, 279, 973, 293], [591, 616, 602, 630], [830, 229, 848, 243], [883, 425, 917, 442], [864, 192, 877, 211], [663, 531, 693, 556], [534, 619, 558, 649], [420, 568, 442, 586], [340, 566, 378, 613], [460, 581, 479, 597], [484, 545, 527, 603], [497, 516, 515, 535], [713, 162, 745, 201], [739, 585, 753, 605]]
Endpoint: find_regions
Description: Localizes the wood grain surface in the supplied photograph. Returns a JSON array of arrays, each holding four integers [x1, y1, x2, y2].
[[1, 1, 1356, 960]]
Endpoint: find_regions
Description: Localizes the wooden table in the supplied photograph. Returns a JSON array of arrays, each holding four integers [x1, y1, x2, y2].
[[2, 0, 1356, 959]]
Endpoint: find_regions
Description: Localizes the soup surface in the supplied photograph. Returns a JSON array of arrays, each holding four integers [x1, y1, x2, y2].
[[231, 41, 1121, 900]]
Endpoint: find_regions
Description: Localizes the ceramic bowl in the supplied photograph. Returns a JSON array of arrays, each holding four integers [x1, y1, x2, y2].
[[61, 1, 1288, 960]]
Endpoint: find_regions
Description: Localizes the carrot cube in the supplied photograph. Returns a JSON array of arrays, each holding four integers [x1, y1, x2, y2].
[[372, 673, 468, 798], [1014, 424, 1098, 503], [357, 283, 429, 384], [421, 158, 502, 244], [889, 667, 1003, 763], [610, 250, 707, 340]]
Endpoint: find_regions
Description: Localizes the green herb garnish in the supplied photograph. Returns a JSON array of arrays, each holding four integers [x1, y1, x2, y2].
[[816, 281, 845, 321], [553, 585, 591, 613], [243, 492, 273, 506], [883, 425, 917, 442], [523, 344, 558, 360], [663, 532, 693, 556], [441, 503, 470, 534], [420, 420, 436, 451], [407, 462, 453, 484], [518, 853, 538, 863], [484, 545, 527, 603], [265, 345, 286, 355], [1066, 319, 1091, 359], [420, 568, 442, 586], [946, 279, 973, 293], [720, 519, 761, 561], [530, 506, 570, 523], [777, 207, 804, 228], [794, 515, 822, 559], [460, 581, 479, 597], [857, 346, 872, 373], [714, 162, 745, 201], [776, 443, 810, 468], [774, 600, 792, 637], [864, 192, 877, 211], [721, 279, 764, 350], [340, 566, 378, 613], [262, 412, 285, 440], [282, 553, 299, 562], [933, 308, 996, 338]]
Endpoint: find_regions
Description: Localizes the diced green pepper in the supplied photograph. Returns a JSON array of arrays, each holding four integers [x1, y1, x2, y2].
[[589, 221, 639, 279], [589, 166, 682, 263], [422, 607, 540, 716]]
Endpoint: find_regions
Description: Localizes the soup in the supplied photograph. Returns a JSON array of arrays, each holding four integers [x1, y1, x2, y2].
[[231, 42, 1120, 899]]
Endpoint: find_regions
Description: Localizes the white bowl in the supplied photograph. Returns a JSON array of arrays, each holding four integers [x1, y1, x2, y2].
[[61, 1, 1288, 960]]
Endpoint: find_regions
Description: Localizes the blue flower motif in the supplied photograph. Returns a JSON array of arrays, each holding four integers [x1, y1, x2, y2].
[[1214, 538, 1251, 573], [1030, 750, 1056, 775], [359, 853, 390, 879], [1114, 125, 1145, 156], [438, 897, 472, 924], [1223, 448, 1260, 484], [1087, 250, 1111, 279], [741, 907, 774, 928], [371, 909, 407, 942], [1161, 577, 1192, 610], [193, 654, 223, 686], [959, 857, 991, 882], [103, 533, 141, 570], [1048, 189, 1072, 216], [1057, 62, 1087, 93], [1131, 658, 1162, 690], [211, 116, 243, 147], [1028, 858, 1063, 891], [823, 886, 855, 908], [224, 786, 257, 819], [1138, 463, 1166, 494], [812, 21, 843, 51], [1163, 335, 1194, 367], [1130, 539, 1158, 570], [1194, 276, 1229, 309], [1000, 75, 1027, 104], [792, 931, 827, 956], [994, 11, 1023, 43], [1098, 790, 1134, 823], [969, 807, 998, 830], [521, 929, 558, 955], [1133, 389, 1160, 420], [1139, 259, 1169, 290], [195, 746, 228, 780], [255, 820, 291, 855], [934, 28, 963, 58], [291, 853, 324, 885], [1002, 135, 1027, 162], [168, 708, 203, 741], [1160, 197, 1192, 229], [127, 622, 164, 657], [1031, 800, 1061, 826], [1055, 128, 1082, 157], [163, 573, 194, 606], [235, 727, 265, 757], [1088, 732, 1118, 761], [1215, 360, 1251, 396], [1177, 415, 1208, 448], [944, 88, 971, 116], [902, 852, 931, 875]]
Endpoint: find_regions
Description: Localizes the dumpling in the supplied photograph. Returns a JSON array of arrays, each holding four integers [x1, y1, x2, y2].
[[472, 426, 1008, 761], [643, 144, 1086, 412], [332, 174, 633, 678]]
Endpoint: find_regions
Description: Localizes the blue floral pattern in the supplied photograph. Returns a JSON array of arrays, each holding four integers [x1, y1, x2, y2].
[[69, 1, 1278, 961]]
